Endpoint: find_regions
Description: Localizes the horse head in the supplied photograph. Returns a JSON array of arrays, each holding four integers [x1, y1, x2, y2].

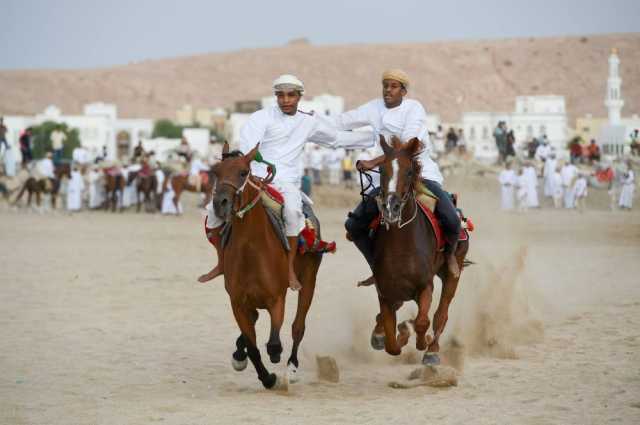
[[211, 141, 259, 221], [377, 135, 423, 226]]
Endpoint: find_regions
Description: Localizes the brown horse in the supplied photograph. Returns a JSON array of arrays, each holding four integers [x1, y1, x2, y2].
[[366, 136, 469, 365], [210, 142, 322, 389], [104, 171, 125, 212], [165, 168, 215, 212], [13, 163, 70, 209], [136, 173, 157, 213]]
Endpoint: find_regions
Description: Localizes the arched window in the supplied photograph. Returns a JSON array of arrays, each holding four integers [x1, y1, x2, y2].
[[469, 126, 476, 141], [482, 126, 489, 140], [540, 125, 546, 136]]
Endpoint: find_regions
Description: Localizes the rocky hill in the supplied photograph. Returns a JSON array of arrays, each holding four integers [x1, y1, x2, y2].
[[1, 33, 638, 123]]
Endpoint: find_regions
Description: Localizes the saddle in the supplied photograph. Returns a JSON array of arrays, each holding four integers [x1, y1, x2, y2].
[[207, 184, 336, 255], [103, 167, 122, 177]]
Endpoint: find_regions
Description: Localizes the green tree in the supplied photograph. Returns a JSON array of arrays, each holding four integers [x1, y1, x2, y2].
[[152, 119, 185, 139], [30, 121, 81, 160]]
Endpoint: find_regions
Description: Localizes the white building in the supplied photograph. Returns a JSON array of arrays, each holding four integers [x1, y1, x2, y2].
[[598, 48, 640, 156], [2, 103, 153, 161], [462, 95, 568, 161]]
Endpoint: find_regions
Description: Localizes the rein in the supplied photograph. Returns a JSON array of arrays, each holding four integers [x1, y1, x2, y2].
[[376, 183, 418, 230], [219, 167, 274, 220]]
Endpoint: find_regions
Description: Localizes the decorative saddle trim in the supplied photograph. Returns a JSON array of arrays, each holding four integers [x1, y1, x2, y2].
[[368, 192, 472, 249], [205, 184, 336, 255]]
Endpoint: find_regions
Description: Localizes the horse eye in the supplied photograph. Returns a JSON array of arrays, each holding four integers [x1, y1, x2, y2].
[[407, 169, 413, 177], [240, 170, 249, 178]]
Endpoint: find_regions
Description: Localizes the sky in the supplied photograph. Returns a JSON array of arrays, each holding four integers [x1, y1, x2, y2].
[[1, 0, 639, 70]]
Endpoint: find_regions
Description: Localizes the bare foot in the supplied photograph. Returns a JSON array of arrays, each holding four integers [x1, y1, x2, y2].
[[357, 275, 376, 287], [289, 274, 302, 291], [197, 266, 222, 283]]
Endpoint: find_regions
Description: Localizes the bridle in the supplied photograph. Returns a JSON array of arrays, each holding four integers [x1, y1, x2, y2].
[[215, 163, 275, 220], [359, 153, 420, 230], [377, 179, 418, 229]]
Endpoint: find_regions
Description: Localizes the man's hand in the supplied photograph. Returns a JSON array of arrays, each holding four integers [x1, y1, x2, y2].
[[356, 159, 373, 172]]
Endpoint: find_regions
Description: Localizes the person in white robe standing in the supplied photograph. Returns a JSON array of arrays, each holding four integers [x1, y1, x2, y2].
[[66, 167, 84, 211], [328, 148, 344, 185], [88, 166, 104, 209], [552, 167, 564, 209], [561, 161, 578, 208], [574, 173, 588, 212], [2, 143, 16, 177], [543, 152, 557, 198], [619, 164, 635, 209], [498, 162, 516, 210], [516, 168, 528, 212], [523, 162, 539, 208]]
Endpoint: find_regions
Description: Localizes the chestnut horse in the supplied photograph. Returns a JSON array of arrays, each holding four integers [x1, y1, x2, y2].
[[367, 136, 469, 365], [164, 168, 214, 212], [104, 172, 125, 212], [136, 173, 157, 213], [210, 142, 322, 389], [13, 163, 70, 209]]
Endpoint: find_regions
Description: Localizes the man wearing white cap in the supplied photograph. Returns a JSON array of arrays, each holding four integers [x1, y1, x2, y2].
[[336, 69, 462, 285], [199, 74, 376, 289]]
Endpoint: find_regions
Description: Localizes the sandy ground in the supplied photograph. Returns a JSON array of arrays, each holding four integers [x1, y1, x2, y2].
[[1, 176, 639, 425]]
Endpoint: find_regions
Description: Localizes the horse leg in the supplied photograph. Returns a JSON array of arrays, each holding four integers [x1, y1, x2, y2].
[[136, 188, 141, 213], [232, 310, 257, 372], [425, 272, 460, 365], [231, 304, 277, 389], [287, 258, 319, 382], [379, 298, 401, 356], [414, 281, 435, 351], [266, 296, 285, 364], [370, 312, 386, 350]]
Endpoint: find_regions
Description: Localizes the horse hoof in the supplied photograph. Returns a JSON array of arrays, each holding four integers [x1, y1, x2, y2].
[[371, 333, 385, 351], [287, 362, 299, 384], [422, 352, 441, 365], [269, 353, 281, 364], [262, 373, 278, 390], [231, 357, 248, 371]]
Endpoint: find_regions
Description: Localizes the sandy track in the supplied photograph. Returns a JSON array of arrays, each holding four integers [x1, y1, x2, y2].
[[1, 183, 639, 424]]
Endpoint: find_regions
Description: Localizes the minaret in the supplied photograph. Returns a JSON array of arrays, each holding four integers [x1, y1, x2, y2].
[[605, 48, 624, 125]]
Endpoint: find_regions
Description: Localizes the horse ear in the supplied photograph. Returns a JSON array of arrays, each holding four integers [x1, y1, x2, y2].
[[406, 138, 423, 156], [379, 135, 393, 157], [222, 141, 230, 155], [391, 135, 402, 149], [243, 143, 260, 165]]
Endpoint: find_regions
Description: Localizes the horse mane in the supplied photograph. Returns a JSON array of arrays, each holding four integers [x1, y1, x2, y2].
[[222, 150, 244, 160]]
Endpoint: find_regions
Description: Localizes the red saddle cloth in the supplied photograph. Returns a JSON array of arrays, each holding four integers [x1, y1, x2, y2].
[[199, 171, 210, 186], [203, 184, 335, 255], [369, 200, 470, 251], [264, 184, 284, 205], [103, 167, 121, 177]]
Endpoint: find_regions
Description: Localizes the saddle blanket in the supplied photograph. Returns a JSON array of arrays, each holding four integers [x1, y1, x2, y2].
[[369, 199, 470, 250], [205, 184, 336, 255]]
